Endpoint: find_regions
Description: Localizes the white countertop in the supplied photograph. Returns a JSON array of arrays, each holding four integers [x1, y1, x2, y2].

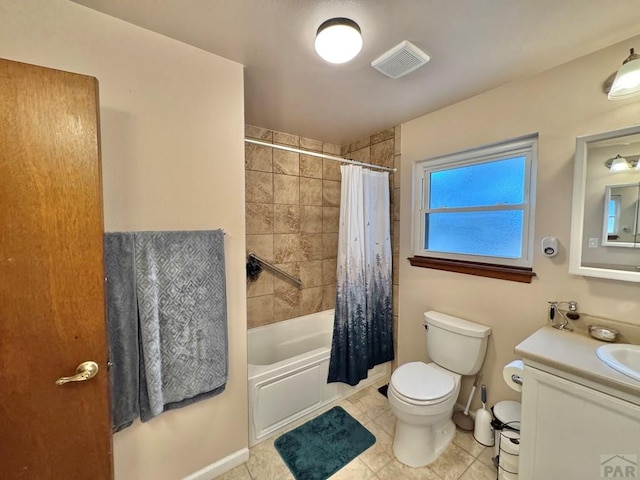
[[515, 326, 640, 401]]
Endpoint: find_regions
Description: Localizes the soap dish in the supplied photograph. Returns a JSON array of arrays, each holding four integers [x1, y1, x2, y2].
[[588, 324, 619, 342]]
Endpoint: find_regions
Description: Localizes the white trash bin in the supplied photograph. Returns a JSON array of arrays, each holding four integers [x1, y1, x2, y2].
[[498, 428, 520, 479], [491, 400, 521, 457]]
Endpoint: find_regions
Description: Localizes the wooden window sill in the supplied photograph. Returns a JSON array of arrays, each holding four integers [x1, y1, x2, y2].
[[408, 256, 536, 283]]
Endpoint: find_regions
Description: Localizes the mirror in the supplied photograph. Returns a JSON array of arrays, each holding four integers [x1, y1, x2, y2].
[[570, 125, 640, 282], [602, 183, 640, 247]]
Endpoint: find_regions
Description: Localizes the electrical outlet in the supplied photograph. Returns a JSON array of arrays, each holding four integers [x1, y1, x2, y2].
[[588, 238, 599, 248]]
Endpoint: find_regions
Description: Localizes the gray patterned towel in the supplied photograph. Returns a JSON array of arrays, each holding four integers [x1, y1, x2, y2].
[[134, 230, 228, 421], [104, 232, 139, 432]]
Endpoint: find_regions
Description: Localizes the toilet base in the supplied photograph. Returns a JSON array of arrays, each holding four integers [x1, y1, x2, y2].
[[392, 415, 455, 467]]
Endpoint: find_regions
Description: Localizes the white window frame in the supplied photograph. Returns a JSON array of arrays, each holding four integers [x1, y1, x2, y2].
[[412, 134, 538, 268]]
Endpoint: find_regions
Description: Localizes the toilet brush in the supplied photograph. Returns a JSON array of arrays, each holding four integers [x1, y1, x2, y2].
[[453, 372, 481, 431]]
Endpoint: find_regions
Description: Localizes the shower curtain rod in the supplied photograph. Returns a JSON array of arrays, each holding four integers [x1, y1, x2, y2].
[[245, 138, 397, 173]]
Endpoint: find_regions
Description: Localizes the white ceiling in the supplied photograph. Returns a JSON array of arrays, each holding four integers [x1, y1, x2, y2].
[[72, 0, 640, 145]]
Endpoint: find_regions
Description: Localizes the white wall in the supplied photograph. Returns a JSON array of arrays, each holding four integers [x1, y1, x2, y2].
[[0, 1, 247, 479], [400, 35, 640, 409]]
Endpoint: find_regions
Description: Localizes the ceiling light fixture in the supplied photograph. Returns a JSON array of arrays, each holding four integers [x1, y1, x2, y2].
[[315, 18, 362, 64], [604, 154, 640, 172], [605, 48, 640, 100]]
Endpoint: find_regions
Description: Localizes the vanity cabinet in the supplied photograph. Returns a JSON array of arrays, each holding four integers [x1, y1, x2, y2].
[[519, 365, 640, 480]]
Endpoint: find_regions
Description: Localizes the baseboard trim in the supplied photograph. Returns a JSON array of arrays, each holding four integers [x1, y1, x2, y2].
[[182, 448, 250, 480]]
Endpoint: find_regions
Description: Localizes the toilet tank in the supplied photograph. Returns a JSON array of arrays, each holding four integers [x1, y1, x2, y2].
[[424, 311, 492, 375]]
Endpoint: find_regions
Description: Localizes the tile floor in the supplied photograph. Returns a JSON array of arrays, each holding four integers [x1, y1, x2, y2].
[[218, 379, 498, 480]]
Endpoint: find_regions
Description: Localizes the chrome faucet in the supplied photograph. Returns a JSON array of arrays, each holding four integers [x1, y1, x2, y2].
[[548, 301, 579, 331]]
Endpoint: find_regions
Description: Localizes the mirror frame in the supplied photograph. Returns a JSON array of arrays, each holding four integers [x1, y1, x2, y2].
[[569, 124, 640, 282]]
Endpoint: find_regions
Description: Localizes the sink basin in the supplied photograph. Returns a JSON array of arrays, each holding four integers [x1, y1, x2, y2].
[[596, 344, 640, 382]]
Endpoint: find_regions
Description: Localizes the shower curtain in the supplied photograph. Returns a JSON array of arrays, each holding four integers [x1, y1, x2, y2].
[[328, 165, 394, 386]]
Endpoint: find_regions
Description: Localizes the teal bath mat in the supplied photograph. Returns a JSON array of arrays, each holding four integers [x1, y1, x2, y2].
[[274, 406, 376, 480]]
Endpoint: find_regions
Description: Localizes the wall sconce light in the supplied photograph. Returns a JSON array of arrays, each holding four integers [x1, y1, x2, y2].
[[605, 154, 640, 172], [604, 48, 640, 100], [315, 18, 362, 64]]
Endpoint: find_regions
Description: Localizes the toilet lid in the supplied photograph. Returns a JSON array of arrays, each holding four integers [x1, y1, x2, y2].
[[392, 362, 455, 401]]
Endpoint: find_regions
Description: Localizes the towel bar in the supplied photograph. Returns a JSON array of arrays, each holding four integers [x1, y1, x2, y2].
[[248, 252, 303, 287]]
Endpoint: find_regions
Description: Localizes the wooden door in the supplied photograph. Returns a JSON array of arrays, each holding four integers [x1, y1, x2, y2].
[[0, 58, 112, 479]]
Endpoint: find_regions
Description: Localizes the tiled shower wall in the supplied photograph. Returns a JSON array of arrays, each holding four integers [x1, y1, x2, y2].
[[245, 125, 401, 346]]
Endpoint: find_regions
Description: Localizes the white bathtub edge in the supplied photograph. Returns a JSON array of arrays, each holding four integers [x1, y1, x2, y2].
[[250, 360, 391, 446], [248, 346, 328, 379], [181, 448, 250, 480]]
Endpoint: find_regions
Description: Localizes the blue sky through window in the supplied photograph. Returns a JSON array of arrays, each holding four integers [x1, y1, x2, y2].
[[426, 211, 523, 258], [414, 134, 536, 267], [607, 198, 618, 234], [425, 156, 526, 257], [429, 156, 525, 209]]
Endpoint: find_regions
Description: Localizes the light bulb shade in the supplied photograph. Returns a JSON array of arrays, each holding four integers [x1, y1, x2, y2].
[[610, 155, 630, 172], [315, 18, 362, 64], [608, 54, 640, 100]]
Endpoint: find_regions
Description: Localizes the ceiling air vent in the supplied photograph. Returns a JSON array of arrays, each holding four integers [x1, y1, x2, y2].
[[371, 40, 430, 79]]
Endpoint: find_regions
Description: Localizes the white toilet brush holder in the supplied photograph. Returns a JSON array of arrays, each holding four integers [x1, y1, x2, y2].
[[473, 384, 494, 446]]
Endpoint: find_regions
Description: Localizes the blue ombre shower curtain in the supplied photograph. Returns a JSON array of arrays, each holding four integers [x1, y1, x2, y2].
[[327, 165, 394, 386]]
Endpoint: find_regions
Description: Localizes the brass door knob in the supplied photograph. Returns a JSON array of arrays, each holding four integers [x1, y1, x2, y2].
[[55, 361, 99, 385]]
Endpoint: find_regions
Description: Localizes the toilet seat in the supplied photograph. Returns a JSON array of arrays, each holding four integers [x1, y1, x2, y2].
[[391, 362, 457, 406]]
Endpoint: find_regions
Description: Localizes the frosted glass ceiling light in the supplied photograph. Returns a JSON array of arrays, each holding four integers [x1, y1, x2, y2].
[[315, 18, 362, 64], [606, 48, 640, 100]]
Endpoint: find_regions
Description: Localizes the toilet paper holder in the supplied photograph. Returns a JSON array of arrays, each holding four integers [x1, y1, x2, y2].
[[503, 359, 524, 392]]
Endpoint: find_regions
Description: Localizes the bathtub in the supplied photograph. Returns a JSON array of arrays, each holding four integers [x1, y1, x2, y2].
[[248, 309, 390, 445]]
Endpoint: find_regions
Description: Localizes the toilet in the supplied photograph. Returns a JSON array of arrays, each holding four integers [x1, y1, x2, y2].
[[388, 311, 492, 467]]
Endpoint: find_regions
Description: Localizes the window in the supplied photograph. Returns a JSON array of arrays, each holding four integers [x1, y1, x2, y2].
[[607, 195, 621, 235], [410, 134, 538, 282]]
